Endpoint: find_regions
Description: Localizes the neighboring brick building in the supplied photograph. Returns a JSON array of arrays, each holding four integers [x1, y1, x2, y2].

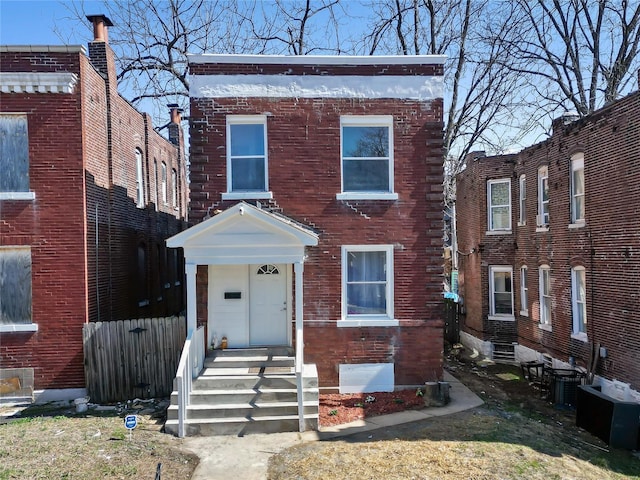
[[456, 89, 640, 401], [0, 15, 187, 401], [169, 54, 445, 392]]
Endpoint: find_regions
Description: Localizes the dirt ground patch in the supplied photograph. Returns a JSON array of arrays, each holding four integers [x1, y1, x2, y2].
[[272, 345, 640, 480]]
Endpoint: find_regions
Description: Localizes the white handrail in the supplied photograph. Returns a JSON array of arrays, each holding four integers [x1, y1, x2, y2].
[[175, 325, 205, 438]]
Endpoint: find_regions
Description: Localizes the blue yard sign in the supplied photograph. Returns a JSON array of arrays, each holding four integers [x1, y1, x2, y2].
[[124, 415, 138, 430]]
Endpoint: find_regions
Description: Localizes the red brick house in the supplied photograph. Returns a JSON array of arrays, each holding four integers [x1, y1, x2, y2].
[[0, 15, 187, 402], [165, 54, 445, 435], [456, 89, 640, 402]]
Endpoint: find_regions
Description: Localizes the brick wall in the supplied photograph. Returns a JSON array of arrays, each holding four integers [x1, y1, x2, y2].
[[456, 91, 640, 391], [189, 61, 445, 387]]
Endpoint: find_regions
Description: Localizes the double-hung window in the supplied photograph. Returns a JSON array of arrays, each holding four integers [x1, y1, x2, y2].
[[487, 179, 511, 232], [519, 266, 528, 316], [224, 115, 271, 199], [489, 266, 514, 319], [0, 247, 36, 332], [571, 267, 587, 338], [0, 114, 34, 200], [340, 245, 396, 327], [537, 166, 549, 227], [518, 175, 526, 225], [539, 265, 551, 327], [135, 149, 145, 208], [337, 116, 397, 200], [161, 162, 167, 205], [571, 153, 585, 225]]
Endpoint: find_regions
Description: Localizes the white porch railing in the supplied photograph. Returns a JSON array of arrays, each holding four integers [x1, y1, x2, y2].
[[175, 325, 205, 438]]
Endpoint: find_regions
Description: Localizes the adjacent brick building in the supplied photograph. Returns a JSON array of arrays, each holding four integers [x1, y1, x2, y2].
[[170, 54, 445, 393], [456, 89, 640, 401], [0, 15, 187, 401]]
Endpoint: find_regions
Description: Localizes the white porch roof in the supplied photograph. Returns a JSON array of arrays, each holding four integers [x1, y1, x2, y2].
[[167, 202, 318, 265]]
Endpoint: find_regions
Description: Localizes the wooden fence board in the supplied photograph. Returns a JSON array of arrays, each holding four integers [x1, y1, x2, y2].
[[83, 316, 186, 404]]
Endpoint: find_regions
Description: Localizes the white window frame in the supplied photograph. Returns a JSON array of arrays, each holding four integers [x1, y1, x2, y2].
[[222, 115, 272, 200], [488, 266, 514, 320], [570, 153, 585, 226], [0, 246, 38, 332], [338, 245, 397, 327], [537, 166, 549, 229], [487, 179, 512, 233], [539, 265, 551, 329], [519, 265, 528, 316], [336, 116, 398, 201], [161, 162, 167, 205], [135, 149, 145, 208], [571, 266, 587, 340], [518, 174, 526, 225]]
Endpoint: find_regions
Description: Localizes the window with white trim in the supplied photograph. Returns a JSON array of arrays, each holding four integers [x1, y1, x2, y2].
[[537, 166, 549, 226], [487, 179, 511, 231], [341, 245, 395, 325], [519, 265, 528, 315], [539, 265, 551, 326], [225, 115, 269, 197], [489, 266, 514, 318], [161, 162, 167, 205], [519, 175, 526, 225], [571, 153, 585, 224], [0, 114, 33, 200], [0, 247, 33, 328], [571, 266, 587, 336], [135, 149, 145, 208], [338, 116, 396, 200]]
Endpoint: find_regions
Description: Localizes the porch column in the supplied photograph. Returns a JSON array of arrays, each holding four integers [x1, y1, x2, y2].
[[294, 261, 305, 432], [185, 262, 197, 336]]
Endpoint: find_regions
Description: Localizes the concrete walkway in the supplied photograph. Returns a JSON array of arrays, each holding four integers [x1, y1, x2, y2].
[[181, 371, 483, 480]]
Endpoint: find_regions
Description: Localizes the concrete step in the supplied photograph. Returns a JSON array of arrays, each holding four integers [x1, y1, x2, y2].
[[208, 347, 294, 357], [164, 413, 318, 436], [171, 387, 319, 405], [203, 356, 295, 370], [166, 400, 318, 420], [194, 373, 298, 390]]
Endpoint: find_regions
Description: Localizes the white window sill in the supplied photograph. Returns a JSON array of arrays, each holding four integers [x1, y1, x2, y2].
[[337, 318, 399, 328], [519, 310, 529, 317], [536, 226, 549, 232], [517, 222, 526, 227], [538, 323, 552, 332], [0, 192, 35, 200], [571, 332, 589, 342], [222, 191, 273, 200], [336, 193, 398, 201], [488, 315, 515, 321], [568, 222, 585, 229], [485, 230, 512, 236], [0, 323, 38, 333]]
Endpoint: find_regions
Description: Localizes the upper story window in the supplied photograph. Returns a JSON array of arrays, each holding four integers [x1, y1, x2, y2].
[[161, 162, 168, 205], [153, 160, 159, 210], [519, 265, 528, 316], [571, 153, 585, 225], [489, 266, 514, 319], [0, 246, 36, 332], [337, 116, 397, 201], [135, 149, 145, 208], [487, 179, 511, 232], [571, 266, 587, 338], [223, 115, 271, 200], [537, 166, 549, 227], [339, 245, 397, 327], [518, 175, 526, 225], [539, 265, 551, 327], [0, 114, 34, 200]]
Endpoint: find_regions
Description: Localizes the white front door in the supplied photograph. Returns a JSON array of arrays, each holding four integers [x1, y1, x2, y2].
[[209, 264, 288, 347], [249, 264, 288, 346]]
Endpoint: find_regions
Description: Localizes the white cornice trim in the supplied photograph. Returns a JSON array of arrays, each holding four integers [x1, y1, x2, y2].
[[188, 53, 447, 65], [0, 72, 79, 94]]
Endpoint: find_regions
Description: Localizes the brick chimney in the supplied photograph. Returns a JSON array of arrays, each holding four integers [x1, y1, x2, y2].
[[167, 104, 184, 147], [86, 14, 117, 94]]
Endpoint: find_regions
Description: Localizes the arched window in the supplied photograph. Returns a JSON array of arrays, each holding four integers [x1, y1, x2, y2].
[[257, 264, 279, 275]]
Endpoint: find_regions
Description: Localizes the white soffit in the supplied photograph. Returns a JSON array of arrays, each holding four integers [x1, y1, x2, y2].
[[190, 74, 443, 100], [0, 72, 79, 94]]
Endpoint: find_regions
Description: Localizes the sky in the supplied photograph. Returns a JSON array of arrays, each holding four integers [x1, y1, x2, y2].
[[0, 0, 102, 45]]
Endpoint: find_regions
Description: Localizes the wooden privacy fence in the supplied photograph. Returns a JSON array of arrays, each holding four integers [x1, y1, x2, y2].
[[444, 299, 460, 345], [83, 316, 186, 404]]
